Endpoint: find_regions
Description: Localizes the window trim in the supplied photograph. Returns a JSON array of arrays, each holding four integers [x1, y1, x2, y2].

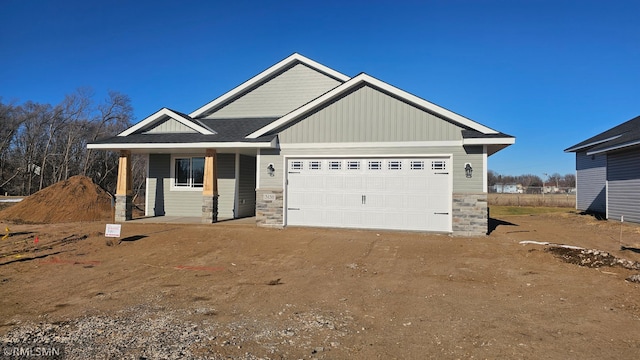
[[171, 155, 206, 191]]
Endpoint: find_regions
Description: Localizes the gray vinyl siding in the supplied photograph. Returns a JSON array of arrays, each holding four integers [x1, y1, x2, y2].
[[607, 148, 640, 223], [147, 154, 201, 217], [144, 117, 197, 134], [575, 152, 606, 213], [237, 155, 257, 217], [216, 153, 236, 219], [278, 85, 464, 143], [259, 146, 483, 193], [147, 154, 168, 217], [258, 149, 284, 189], [147, 153, 237, 219], [206, 63, 342, 119]]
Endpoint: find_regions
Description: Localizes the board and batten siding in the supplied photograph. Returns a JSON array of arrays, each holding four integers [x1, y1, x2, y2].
[[215, 153, 236, 219], [606, 148, 640, 223], [575, 152, 606, 213], [278, 85, 463, 143], [206, 63, 342, 119], [257, 149, 284, 190], [147, 153, 237, 218], [258, 146, 484, 193], [237, 155, 256, 217], [143, 117, 197, 134], [146, 154, 167, 216]]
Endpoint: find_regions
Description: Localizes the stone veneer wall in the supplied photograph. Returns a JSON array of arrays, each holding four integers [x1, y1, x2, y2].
[[114, 195, 132, 222], [452, 193, 488, 236], [256, 189, 284, 227], [201, 195, 219, 223]]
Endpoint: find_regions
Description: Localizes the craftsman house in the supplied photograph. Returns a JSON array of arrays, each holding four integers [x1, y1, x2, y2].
[[88, 53, 515, 235], [565, 115, 640, 223]]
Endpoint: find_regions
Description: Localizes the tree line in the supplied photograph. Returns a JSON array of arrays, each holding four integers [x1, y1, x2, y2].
[[0, 90, 146, 197], [488, 170, 576, 188]]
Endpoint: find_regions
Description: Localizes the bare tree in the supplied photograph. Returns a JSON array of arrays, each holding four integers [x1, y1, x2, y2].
[[0, 90, 134, 196]]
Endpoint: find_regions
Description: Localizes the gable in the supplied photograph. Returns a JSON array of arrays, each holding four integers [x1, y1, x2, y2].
[[277, 84, 465, 144], [202, 63, 343, 119], [142, 117, 198, 134]]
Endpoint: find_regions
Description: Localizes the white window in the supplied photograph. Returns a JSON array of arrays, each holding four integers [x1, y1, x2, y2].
[[410, 160, 425, 170], [329, 161, 342, 170], [347, 161, 361, 170], [431, 160, 446, 170], [174, 157, 205, 188], [388, 160, 402, 170], [309, 161, 322, 170], [290, 161, 303, 170], [368, 160, 382, 170]]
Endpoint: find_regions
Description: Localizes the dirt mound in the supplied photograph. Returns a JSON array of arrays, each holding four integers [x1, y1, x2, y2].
[[0, 175, 113, 223]]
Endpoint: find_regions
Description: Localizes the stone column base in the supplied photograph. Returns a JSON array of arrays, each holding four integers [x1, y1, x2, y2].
[[256, 189, 284, 227], [452, 193, 488, 236], [115, 195, 133, 222], [202, 195, 219, 223]]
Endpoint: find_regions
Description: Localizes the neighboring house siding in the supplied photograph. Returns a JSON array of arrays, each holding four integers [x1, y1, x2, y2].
[[607, 148, 640, 223], [237, 155, 256, 217], [259, 145, 484, 193], [278, 85, 464, 143], [206, 63, 342, 119], [575, 152, 606, 213], [144, 117, 197, 134]]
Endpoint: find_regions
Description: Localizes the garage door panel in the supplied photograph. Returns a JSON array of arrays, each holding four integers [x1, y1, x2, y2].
[[286, 157, 452, 232]]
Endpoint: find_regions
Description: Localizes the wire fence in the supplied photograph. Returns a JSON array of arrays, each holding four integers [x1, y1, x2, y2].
[[488, 192, 576, 208]]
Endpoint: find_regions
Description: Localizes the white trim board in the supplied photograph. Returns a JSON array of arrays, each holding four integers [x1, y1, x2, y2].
[[87, 140, 277, 150], [119, 108, 215, 137]]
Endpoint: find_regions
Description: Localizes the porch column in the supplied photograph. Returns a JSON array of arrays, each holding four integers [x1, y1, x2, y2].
[[202, 149, 219, 223], [115, 150, 133, 222]]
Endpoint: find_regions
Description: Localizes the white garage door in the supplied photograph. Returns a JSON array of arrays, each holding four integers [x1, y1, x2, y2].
[[286, 157, 452, 232]]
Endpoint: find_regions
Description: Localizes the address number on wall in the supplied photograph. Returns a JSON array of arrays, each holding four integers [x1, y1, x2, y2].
[[263, 194, 276, 201]]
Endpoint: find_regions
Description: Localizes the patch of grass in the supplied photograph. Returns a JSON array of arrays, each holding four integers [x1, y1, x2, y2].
[[489, 206, 574, 217]]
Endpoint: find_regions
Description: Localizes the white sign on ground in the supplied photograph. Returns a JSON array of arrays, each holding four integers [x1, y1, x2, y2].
[[105, 224, 122, 238]]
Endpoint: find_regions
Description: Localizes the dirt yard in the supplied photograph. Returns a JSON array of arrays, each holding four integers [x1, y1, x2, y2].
[[1, 211, 640, 359]]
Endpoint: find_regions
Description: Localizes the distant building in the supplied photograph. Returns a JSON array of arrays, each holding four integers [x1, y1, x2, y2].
[[565, 115, 640, 223], [492, 183, 522, 193]]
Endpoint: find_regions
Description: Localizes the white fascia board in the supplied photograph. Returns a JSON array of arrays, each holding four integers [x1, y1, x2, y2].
[[247, 73, 499, 139], [279, 141, 461, 149], [189, 53, 351, 118], [87, 139, 276, 150], [119, 108, 215, 136], [586, 139, 640, 155], [564, 135, 622, 153], [463, 137, 515, 145]]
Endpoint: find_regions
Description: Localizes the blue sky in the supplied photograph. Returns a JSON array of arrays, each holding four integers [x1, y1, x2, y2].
[[2, 0, 638, 177]]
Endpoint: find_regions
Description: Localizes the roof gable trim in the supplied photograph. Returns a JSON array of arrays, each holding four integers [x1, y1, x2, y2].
[[564, 135, 622, 153], [119, 108, 215, 137], [586, 139, 640, 155], [246, 73, 499, 139], [189, 53, 351, 118]]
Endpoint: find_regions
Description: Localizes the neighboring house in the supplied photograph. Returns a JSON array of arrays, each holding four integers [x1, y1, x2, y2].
[[492, 184, 521, 193], [88, 53, 515, 235], [565, 115, 640, 223]]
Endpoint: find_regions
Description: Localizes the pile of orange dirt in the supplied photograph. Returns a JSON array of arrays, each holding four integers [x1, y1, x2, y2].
[[0, 175, 113, 224]]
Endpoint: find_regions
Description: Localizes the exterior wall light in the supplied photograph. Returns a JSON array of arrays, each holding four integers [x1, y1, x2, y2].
[[465, 163, 473, 178], [267, 163, 275, 177]]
